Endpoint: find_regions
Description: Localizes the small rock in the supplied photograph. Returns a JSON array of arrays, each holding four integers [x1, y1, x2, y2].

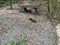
[[29, 39, 34, 45], [15, 35, 19, 40]]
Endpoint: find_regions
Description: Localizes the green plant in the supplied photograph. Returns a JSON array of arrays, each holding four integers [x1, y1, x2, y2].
[[0, 0, 16, 7], [11, 41, 15, 45], [45, 0, 60, 21], [5, 43, 7, 45], [4, 41, 15, 45], [4, 35, 27, 45], [19, 35, 27, 45]]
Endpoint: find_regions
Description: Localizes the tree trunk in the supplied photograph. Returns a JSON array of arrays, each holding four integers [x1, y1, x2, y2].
[[9, 0, 13, 10]]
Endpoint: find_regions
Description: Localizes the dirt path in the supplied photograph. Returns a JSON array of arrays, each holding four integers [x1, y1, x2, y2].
[[0, 4, 57, 45], [56, 24, 60, 45]]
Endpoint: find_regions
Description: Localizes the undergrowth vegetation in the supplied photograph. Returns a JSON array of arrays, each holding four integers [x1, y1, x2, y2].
[[0, 0, 16, 7], [44, 0, 60, 23], [4, 35, 27, 45]]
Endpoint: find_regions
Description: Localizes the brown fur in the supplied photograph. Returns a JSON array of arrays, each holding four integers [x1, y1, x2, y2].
[[29, 18, 37, 23]]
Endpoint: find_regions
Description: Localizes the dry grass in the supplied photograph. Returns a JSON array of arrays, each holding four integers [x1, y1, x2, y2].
[[44, 0, 60, 23]]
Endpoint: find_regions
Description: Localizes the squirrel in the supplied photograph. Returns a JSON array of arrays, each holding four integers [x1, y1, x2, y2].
[[29, 18, 37, 23]]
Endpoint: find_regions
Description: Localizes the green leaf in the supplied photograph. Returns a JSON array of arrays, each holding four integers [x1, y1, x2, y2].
[[19, 39, 25, 45], [5, 43, 7, 45], [23, 35, 27, 39], [19, 35, 27, 45], [11, 41, 15, 45]]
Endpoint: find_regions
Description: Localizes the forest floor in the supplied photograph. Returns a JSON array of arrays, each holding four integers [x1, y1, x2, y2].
[[0, 3, 58, 45]]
